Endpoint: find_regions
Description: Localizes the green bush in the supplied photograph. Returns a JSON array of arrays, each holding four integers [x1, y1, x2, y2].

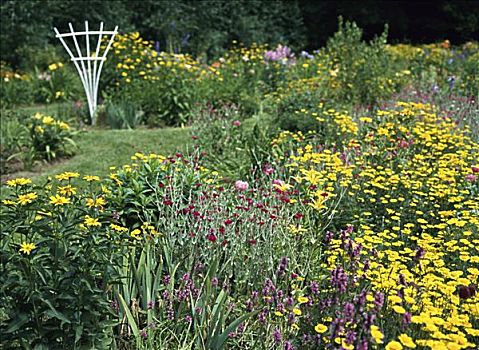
[[324, 17, 399, 106], [0, 175, 124, 348]]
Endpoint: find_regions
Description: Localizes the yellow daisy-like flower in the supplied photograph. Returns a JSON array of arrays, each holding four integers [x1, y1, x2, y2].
[[385, 340, 403, 350], [398, 334, 416, 348], [370, 325, 384, 344], [58, 185, 76, 196], [2, 199, 16, 206], [83, 175, 100, 182], [84, 215, 101, 227], [6, 178, 32, 187], [314, 323, 328, 334], [49, 194, 71, 206], [17, 192, 38, 205], [55, 172, 80, 181], [292, 308, 302, 316], [110, 224, 128, 232], [297, 296, 309, 304], [393, 305, 406, 314], [19, 242, 36, 255], [86, 197, 106, 208]]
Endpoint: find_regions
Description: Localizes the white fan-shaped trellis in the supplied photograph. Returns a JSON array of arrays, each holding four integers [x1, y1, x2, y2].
[[54, 21, 118, 125]]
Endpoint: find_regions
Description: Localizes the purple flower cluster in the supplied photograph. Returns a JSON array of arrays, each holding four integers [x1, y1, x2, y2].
[[264, 45, 296, 65]]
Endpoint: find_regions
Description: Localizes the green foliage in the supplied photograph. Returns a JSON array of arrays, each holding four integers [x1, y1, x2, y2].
[[0, 178, 123, 348], [190, 103, 276, 180], [0, 111, 76, 174], [0, 114, 31, 173], [102, 100, 143, 129], [325, 17, 399, 106], [28, 113, 76, 162]]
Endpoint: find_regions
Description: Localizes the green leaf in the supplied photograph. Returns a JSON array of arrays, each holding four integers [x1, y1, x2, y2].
[[117, 293, 140, 338], [42, 299, 70, 325], [210, 309, 260, 350], [5, 312, 29, 333]]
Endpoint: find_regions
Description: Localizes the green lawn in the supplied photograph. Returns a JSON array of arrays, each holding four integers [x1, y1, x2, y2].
[[5, 127, 191, 183]]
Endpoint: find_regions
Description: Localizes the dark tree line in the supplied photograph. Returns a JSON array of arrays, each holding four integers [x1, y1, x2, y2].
[[1, 0, 478, 66]]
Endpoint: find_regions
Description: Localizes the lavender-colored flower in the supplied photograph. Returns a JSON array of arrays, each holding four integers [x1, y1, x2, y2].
[[273, 328, 282, 343], [264, 44, 296, 65], [212, 277, 219, 287], [277, 256, 289, 278], [345, 330, 357, 345], [402, 312, 412, 325], [357, 340, 369, 350], [147, 300, 155, 310], [325, 231, 334, 244], [300, 50, 314, 60], [344, 302, 355, 321], [374, 292, 384, 309], [284, 340, 295, 350], [331, 266, 348, 293], [310, 281, 319, 295], [362, 312, 376, 330]]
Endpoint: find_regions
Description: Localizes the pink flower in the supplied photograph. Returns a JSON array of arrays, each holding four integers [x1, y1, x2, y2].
[[262, 164, 275, 175], [232, 120, 241, 126], [273, 179, 283, 186], [472, 166, 479, 173], [235, 180, 249, 191], [465, 174, 477, 182]]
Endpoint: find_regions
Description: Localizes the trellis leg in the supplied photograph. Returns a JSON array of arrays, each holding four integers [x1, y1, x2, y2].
[[69, 23, 94, 120], [92, 22, 104, 121], [94, 26, 118, 125]]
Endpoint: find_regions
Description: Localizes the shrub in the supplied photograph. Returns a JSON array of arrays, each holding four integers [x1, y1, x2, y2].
[[28, 112, 76, 162]]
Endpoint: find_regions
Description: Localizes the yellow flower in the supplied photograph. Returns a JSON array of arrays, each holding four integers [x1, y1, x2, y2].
[[370, 325, 384, 344], [48, 63, 58, 71], [19, 242, 36, 255], [110, 224, 128, 232], [297, 296, 309, 304], [55, 172, 80, 181], [84, 215, 101, 227], [6, 178, 31, 187], [393, 305, 406, 314], [83, 175, 100, 182], [86, 197, 106, 208], [398, 334, 416, 348], [274, 311, 284, 317], [385, 341, 403, 350], [314, 323, 328, 334], [131, 229, 141, 240], [2, 199, 16, 205], [17, 192, 38, 205], [49, 194, 71, 206], [57, 121, 70, 130], [42, 116, 55, 125], [292, 308, 302, 316], [58, 185, 76, 196]]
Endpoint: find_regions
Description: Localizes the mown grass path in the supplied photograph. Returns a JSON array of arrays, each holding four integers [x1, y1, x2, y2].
[[3, 127, 190, 183]]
